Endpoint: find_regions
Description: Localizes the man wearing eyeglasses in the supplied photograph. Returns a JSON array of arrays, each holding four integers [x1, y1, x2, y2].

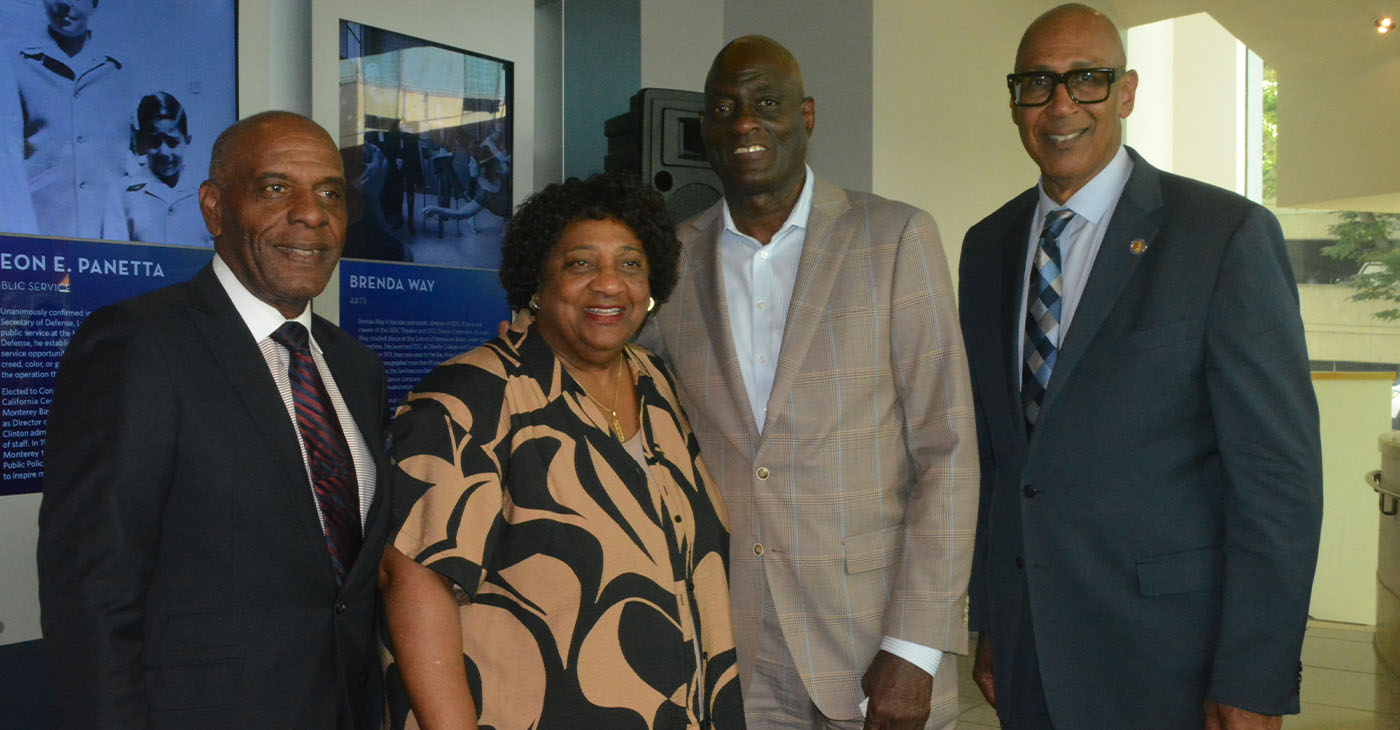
[[958, 4, 1321, 729]]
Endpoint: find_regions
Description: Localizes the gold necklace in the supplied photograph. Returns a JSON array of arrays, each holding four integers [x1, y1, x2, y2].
[[573, 353, 627, 442]]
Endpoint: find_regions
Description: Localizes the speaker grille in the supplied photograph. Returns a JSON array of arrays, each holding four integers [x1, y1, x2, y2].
[[667, 182, 722, 223]]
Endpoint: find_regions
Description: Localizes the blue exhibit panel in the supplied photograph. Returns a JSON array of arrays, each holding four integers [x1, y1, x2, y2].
[[0, 236, 212, 495], [339, 259, 510, 410]]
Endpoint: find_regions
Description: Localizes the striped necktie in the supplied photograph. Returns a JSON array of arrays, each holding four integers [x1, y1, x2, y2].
[[1022, 208, 1074, 431], [271, 321, 361, 584]]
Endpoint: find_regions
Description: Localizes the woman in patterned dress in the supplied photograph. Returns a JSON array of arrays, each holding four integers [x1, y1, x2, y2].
[[380, 173, 744, 730]]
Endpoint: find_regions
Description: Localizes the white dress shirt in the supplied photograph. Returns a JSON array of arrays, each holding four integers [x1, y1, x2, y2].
[[1016, 145, 1134, 376], [718, 166, 943, 682], [212, 256, 376, 531]]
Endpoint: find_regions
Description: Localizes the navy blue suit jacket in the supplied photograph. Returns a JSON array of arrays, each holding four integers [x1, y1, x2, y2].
[[959, 148, 1322, 728]]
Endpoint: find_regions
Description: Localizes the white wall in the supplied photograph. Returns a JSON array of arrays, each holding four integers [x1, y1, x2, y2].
[[1125, 13, 1245, 192], [239, 0, 315, 114], [641, 0, 723, 92], [1311, 374, 1391, 625], [0, 494, 40, 643], [1123, 18, 1174, 175], [872, 0, 1046, 280]]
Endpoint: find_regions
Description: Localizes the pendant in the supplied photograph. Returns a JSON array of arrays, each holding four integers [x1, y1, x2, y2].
[[610, 414, 625, 442]]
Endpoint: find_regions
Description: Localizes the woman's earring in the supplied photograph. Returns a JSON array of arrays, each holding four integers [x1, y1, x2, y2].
[[646, 297, 656, 313], [529, 295, 540, 312]]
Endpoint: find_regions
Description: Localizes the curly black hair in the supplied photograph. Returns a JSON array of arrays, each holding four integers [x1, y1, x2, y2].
[[499, 172, 680, 311]]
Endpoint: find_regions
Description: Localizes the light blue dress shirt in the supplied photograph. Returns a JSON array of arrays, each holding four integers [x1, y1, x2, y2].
[[719, 166, 814, 432], [1016, 145, 1135, 375]]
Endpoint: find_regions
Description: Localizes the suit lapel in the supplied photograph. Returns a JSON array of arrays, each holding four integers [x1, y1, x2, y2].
[[186, 267, 328, 545], [687, 208, 762, 440], [996, 193, 1037, 452], [762, 177, 851, 436], [1039, 150, 1164, 418]]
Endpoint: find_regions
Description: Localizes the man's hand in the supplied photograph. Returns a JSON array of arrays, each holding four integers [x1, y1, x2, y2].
[[971, 633, 996, 708], [859, 650, 932, 730], [1203, 699, 1282, 730]]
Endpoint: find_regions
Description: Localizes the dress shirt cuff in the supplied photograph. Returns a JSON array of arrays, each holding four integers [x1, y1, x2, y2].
[[879, 635, 942, 677]]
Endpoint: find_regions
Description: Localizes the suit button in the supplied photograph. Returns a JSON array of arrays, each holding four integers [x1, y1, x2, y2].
[[1023, 484, 1039, 498], [753, 543, 765, 556], [1015, 557, 1025, 569], [335, 601, 348, 614], [755, 466, 770, 480]]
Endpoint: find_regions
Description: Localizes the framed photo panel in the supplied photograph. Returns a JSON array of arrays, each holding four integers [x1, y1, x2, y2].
[[338, 20, 513, 270], [0, 0, 237, 247]]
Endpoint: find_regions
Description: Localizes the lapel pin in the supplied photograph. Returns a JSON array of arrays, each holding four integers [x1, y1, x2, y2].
[[1129, 239, 1149, 256]]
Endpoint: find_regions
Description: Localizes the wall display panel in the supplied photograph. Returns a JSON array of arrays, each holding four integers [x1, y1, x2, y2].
[[336, 19, 513, 407], [338, 260, 508, 408], [339, 20, 513, 270], [0, 2, 235, 657], [0, 240, 212, 496], [0, 0, 237, 246], [0, 0, 237, 497]]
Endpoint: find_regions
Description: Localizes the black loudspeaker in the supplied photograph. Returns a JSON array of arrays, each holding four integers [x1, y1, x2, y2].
[[605, 88, 722, 223]]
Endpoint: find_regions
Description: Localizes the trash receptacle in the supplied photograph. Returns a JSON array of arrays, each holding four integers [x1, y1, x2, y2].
[[1371, 433, 1400, 675]]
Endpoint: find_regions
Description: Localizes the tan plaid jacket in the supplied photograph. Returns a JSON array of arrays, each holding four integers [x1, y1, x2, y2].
[[640, 176, 978, 719]]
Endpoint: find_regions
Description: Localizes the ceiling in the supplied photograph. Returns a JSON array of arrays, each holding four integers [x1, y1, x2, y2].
[[1112, 0, 1397, 71]]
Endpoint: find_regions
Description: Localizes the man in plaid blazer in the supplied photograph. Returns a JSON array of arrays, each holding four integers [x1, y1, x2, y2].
[[639, 36, 978, 730]]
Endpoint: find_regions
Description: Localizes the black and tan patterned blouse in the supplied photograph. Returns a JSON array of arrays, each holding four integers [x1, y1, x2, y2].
[[384, 322, 744, 730]]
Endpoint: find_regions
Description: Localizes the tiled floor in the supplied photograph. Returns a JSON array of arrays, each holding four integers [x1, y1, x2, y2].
[[956, 622, 1400, 728]]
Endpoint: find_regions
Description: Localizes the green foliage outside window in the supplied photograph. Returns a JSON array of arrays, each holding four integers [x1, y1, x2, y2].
[[1324, 212, 1400, 320]]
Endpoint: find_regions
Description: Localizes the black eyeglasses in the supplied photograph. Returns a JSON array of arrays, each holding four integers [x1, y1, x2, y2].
[[1007, 68, 1121, 107]]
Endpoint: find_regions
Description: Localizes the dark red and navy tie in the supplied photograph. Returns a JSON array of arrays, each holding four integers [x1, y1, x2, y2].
[[271, 321, 361, 584]]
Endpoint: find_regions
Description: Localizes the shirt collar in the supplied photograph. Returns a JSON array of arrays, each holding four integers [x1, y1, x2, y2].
[[1036, 145, 1133, 225], [211, 254, 320, 353], [32, 29, 111, 74], [720, 164, 816, 241]]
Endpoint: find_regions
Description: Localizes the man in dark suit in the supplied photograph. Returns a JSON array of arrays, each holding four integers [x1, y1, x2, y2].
[[38, 111, 388, 730], [959, 5, 1322, 729]]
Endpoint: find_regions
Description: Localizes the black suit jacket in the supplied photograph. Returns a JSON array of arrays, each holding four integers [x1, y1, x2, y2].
[[38, 265, 389, 730], [959, 148, 1322, 728]]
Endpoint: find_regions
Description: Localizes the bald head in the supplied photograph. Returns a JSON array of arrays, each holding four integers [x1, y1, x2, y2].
[[208, 111, 335, 188], [1016, 3, 1125, 71], [705, 35, 806, 98]]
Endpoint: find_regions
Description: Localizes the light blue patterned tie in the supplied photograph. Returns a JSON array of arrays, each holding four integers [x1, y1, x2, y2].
[[1022, 208, 1074, 431]]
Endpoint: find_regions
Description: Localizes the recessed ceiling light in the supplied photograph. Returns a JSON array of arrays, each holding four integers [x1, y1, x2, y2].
[[1378, 16, 1396, 33]]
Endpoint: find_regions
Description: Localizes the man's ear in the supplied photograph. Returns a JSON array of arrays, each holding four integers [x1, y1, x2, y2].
[[198, 181, 223, 239], [802, 97, 815, 137], [1118, 69, 1139, 119]]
